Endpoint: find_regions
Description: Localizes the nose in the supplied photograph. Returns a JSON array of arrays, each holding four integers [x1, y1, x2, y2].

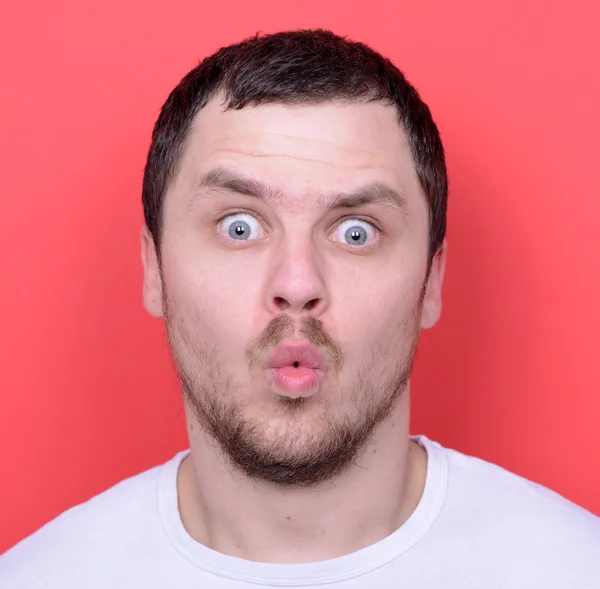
[[265, 238, 328, 317]]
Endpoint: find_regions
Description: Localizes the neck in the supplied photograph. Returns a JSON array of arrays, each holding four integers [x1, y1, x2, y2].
[[177, 391, 427, 564]]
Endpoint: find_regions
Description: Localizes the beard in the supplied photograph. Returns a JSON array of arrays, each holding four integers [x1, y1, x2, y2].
[[164, 294, 423, 489]]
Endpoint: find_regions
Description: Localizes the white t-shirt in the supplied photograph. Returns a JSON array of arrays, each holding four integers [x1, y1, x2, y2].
[[2, 436, 599, 588]]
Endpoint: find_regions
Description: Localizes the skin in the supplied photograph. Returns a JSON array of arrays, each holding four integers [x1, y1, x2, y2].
[[141, 96, 446, 563]]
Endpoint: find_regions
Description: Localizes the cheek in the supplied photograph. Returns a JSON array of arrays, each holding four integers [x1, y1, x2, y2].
[[161, 251, 265, 353], [331, 268, 425, 365], [335, 269, 424, 325]]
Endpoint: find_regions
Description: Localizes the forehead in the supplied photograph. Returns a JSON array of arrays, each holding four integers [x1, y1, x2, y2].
[[170, 97, 424, 207]]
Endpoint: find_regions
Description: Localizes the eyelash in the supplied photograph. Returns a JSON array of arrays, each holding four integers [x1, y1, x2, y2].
[[215, 208, 260, 223], [334, 215, 382, 233]]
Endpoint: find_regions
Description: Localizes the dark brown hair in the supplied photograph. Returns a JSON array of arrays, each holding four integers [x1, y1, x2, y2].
[[142, 29, 447, 263]]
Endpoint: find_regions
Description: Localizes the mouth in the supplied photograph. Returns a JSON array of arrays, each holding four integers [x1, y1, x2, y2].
[[263, 341, 326, 398]]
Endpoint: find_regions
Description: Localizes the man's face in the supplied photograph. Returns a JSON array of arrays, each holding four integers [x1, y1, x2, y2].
[[142, 97, 445, 487]]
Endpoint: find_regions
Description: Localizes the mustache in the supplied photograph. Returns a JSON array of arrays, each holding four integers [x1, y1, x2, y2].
[[246, 314, 343, 372]]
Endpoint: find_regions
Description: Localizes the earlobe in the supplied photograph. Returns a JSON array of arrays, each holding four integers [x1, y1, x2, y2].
[[141, 226, 164, 318], [420, 240, 447, 329]]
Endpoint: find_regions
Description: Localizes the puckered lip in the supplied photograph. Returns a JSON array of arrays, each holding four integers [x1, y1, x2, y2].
[[263, 341, 326, 371]]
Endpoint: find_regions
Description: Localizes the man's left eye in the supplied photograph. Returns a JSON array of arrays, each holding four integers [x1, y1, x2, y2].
[[330, 219, 377, 247]]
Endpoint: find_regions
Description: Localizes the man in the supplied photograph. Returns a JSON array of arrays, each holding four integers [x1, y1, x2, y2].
[[2, 29, 599, 588]]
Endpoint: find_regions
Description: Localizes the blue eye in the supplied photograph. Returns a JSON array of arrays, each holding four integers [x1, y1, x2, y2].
[[219, 213, 266, 241], [331, 219, 377, 247]]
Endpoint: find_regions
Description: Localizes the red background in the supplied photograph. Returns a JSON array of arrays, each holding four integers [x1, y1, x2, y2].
[[1, 0, 599, 553]]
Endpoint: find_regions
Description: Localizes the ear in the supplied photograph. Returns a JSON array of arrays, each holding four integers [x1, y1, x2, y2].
[[141, 226, 164, 318], [420, 240, 447, 329]]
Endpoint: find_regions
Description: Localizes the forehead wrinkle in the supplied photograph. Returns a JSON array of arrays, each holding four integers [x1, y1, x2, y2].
[[198, 148, 393, 170], [209, 131, 396, 158], [196, 126, 402, 170]]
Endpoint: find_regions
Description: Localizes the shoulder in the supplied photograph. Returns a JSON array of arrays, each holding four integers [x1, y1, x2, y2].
[[0, 452, 184, 588], [425, 438, 600, 582], [440, 441, 600, 531]]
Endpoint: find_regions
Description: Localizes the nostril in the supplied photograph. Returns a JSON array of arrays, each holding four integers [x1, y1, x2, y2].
[[303, 299, 319, 312], [274, 297, 289, 311]]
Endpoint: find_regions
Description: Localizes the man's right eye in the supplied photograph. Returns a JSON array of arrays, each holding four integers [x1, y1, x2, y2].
[[218, 213, 267, 241]]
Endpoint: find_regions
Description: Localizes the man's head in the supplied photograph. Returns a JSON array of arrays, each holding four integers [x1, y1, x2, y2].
[[141, 29, 448, 488]]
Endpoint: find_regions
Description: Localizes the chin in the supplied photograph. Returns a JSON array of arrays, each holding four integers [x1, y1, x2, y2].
[[241, 397, 336, 438]]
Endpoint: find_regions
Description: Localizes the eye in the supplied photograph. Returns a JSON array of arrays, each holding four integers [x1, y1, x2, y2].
[[330, 219, 377, 248], [218, 213, 266, 241]]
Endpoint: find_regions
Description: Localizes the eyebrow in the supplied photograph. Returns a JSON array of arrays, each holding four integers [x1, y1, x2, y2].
[[189, 166, 409, 217]]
